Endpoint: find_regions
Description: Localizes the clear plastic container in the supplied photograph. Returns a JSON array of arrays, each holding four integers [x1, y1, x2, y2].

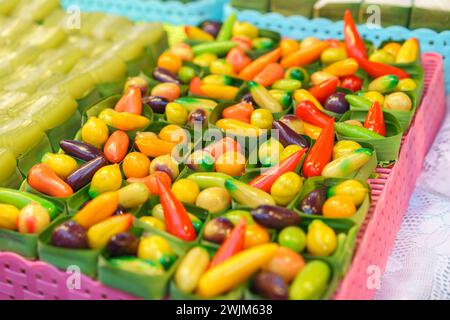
[[0, 117, 46, 158], [12, 92, 78, 131], [12, 0, 60, 22]]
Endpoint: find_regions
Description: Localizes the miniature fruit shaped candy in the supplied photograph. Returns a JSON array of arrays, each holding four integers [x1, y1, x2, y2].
[[203, 217, 234, 244], [281, 41, 329, 68], [295, 100, 332, 128], [151, 83, 181, 102], [211, 218, 246, 267], [364, 101, 386, 136], [293, 89, 323, 110], [253, 63, 284, 87], [200, 20, 221, 38], [73, 191, 119, 229], [368, 75, 399, 94], [250, 205, 300, 230], [175, 246, 210, 294], [187, 108, 208, 129], [59, 140, 103, 162], [383, 42, 401, 58], [156, 178, 196, 241], [263, 246, 305, 283], [186, 150, 215, 173], [343, 10, 367, 59], [201, 84, 239, 100], [17, 202, 50, 234], [302, 119, 334, 178], [209, 59, 235, 76], [289, 260, 331, 300], [310, 71, 336, 86], [258, 139, 284, 168], [28, 164, 74, 198], [149, 154, 179, 181], [41, 152, 78, 180], [252, 37, 276, 50], [123, 76, 148, 96], [272, 79, 302, 92], [279, 115, 305, 135], [135, 132, 175, 158], [362, 91, 385, 106], [280, 145, 304, 162], [396, 38, 419, 64], [143, 96, 168, 114], [128, 171, 172, 195], [285, 67, 309, 83], [269, 89, 293, 108], [328, 179, 368, 206], [195, 187, 231, 214], [165, 102, 188, 125], [159, 124, 187, 144], [193, 53, 218, 67], [66, 156, 109, 191], [324, 92, 350, 114], [322, 148, 372, 178], [322, 195, 356, 218], [115, 87, 142, 115], [109, 257, 164, 275], [320, 47, 348, 64], [222, 102, 254, 123], [99, 108, 150, 131], [308, 77, 339, 104], [103, 130, 129, 163], [186, 172, 232, 190], [88, 164, 122, 198], [333, 140, 362, 159], [87, 214, 133, 249], [139, 216, 166, 231], [138, 235, 175, 267], [224, 210, 255, 226], [251, 272, 288, 300], [384, 92, 412, 111], [369, 50, 395, 64], [117, 183, 149, 209], [185, 25, 215, 41], [232, 35, 252, 51], [215, 151, 246, 177], [197, 243, 278, 298], [244, 223, 270, 249], [340, 75, 362, 92], [157, 52, 183, 74], [225, 179, 276, 208], [216, 119, 263, 137], [270, 172, 303, 206], [250, 108, 274, 130], [51, 220, 88, 249], [203, 137, 242, 160], [280, 39, 300, 58], [306, 220, 337, 256], [122, 152, 150, 179], [106, 232, 139, 257], [81, 117, 109, 148], [299, 188, 328, 215], [178, 66, 197, 84], [226, 47, 251, 73], [232, 21, 258, 39], [396, 78, 416, 92], [278, 226, 307, 254], [171, 179, 200, 205], [0, 204, 20, 230], [248, 81, 282, 113]]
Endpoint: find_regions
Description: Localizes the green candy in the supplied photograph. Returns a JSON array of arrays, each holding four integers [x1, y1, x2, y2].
[[278, 226, 306, 253]]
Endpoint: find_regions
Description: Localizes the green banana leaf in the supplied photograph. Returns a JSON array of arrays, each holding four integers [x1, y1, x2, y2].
[[337, 110, 402, 162], [46, 110, 82, 152], [17, 134, 53, 176]]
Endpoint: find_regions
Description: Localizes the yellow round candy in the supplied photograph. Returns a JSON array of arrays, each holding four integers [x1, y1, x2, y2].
[[270, 172, 303, 206], [81, 116, 109, 148], [122, 152, 150, 179], [384, 92, 412, 111], [157, 52, 182, 74], [165, 102, 188, 125], [232, 21, 259, 39], [209, 59, 235, 76], [322, 195, 356, 218], [41, 153, 78, 180], [195, 187, 231, 214], [369, 50, 395, 64], [306, 220, 337, 257], [151, 204, 165, 221], [250, 109, 274, 129], [363, 91, 385, 106], [382, 42, 402, 58], [329, 179, 368, 206], [138, 235, 173, 260], [193, 53, 218, 68], [159, 124, 187, 144], [280, 145, 303, 162], [215, 151, 246, 177], [0, 204, 20, 230], [139, 216, 166, 231], [333, 140, 362, 160], [396, 78, 417, 92], [17, 203, 50, 234], [171, 179, 200, 204]]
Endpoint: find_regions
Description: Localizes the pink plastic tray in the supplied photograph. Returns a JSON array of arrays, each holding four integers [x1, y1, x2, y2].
[[0, 53, 445, 300]]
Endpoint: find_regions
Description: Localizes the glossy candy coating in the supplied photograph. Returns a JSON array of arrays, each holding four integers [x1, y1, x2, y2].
[[122, 152, 150, 179], [151, 83, 181, 102], [139, 216, 166, 231], [89, 164, 122, 198], [251, 272, 288, 300], [263, 246, 305, 283], [215, 151, 246, 177], [17, 203, 50, 234], [251, 205, 300, 230], [270, 172, 303, 206], [51, 220, 88, 249], [149, 154, 179, 181], [244, 224, 270, 249], [250, 108, 274, 130], [165, 102, 188, 125], [333, 140, 362, 159], [41, 153, 78, 180], [171, 179, 200, 205], [328, 179, 368, 206], [258, 139, 284, 168], [322, 195, 357, 218], [324, 92, 349, 114], [195, 187, 231, 214], [203, 217, 234, 244], [299, 188, 328, 215], [289, 260, 330, 300], [383, 92, 412, 111], [81, 117, 109, 148], [306, 220, 337, 256], [278, 226, 306, 253], [59, 140, 103, 162], [106, 232, 139, 257], [66, 156, 108, 192]]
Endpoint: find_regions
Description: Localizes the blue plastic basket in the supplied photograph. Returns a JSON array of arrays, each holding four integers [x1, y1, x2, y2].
[[61, 0, 228, 26], [224, 4, 450, 93]]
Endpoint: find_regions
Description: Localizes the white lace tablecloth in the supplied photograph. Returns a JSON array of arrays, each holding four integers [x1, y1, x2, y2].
[[376, 96, 450, 300]]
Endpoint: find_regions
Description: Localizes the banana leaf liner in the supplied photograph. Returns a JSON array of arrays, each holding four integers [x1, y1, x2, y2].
[[336, 110, 402, 162], [0, 167, 23, 189], [290, 176, 371, 228], [244, 224, 359, 300], [169, 243, 245, 300], [97, 227, 181, 300], [135, 197, 210, 253], [37, 215, 100, 278], [0, 195, 65, 260], [17, 134, 53, 177], [82, 95, 154, 141]]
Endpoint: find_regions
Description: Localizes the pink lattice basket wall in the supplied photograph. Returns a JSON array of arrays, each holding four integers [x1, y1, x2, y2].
[[0, 53, 445, 300]]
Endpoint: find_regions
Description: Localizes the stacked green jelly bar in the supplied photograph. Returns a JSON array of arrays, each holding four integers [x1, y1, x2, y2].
[[0, 0, 168, 188], [313, 0, 360, 21], [270, 0, 316, 18], [359, 0, 412, 27], [230, 0, 270, 13]]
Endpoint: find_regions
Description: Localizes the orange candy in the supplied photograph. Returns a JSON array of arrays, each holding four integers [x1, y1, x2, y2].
[[127, 171, 172, 195], [222, 102, 254, 123], [122, 152, 151, 179], [280, 38, 300, 58], [263, 246, 305, 283], [244, 224, 270, 249], [157, 52, 182, 74], [215, 151, 246, 177], [151, 83, 181, 102]]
